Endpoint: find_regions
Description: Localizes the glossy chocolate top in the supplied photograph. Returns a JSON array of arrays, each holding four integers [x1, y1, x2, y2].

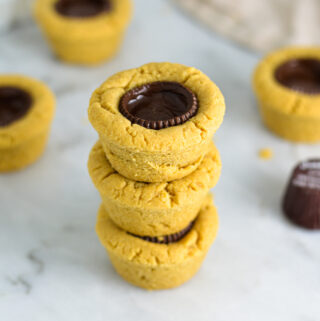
[[55, 0, 111, 18], [130, 221, 194, 244], [119, 81, 198, 130], [0, 86, 32, 127], [283, 159, 320, 229], [275, 58, 320, 94]]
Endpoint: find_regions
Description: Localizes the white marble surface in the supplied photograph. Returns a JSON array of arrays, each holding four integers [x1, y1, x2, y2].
[[0, 1, 319, 320]]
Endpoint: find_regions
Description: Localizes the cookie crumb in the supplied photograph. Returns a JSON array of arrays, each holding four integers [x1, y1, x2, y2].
[[258, 148, 273, 160]]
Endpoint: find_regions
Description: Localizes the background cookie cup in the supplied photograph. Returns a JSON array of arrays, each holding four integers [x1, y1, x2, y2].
[[96, 195, 219, 290], [88, 62, 225, 182], [253, 47, 320, 143], [0, 75, 55, 172], [34, 0, 132, 65], [88, 141, 221, 236]]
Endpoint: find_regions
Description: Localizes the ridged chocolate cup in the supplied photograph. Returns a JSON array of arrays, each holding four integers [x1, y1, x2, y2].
[[283, 159, 320, 229], [119, 81, 198, 130], [275, 58, 320, 95], [130, 221, 194, 244]]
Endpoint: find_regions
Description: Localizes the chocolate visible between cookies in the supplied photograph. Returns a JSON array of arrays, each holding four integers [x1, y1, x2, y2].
[[130, 221, 194, 244]]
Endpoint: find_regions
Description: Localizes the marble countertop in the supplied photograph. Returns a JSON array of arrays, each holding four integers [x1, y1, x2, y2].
[[0, 1, 319, 320]]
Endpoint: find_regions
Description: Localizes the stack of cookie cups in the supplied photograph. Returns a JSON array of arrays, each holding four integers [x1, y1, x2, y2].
[[88, 62, 225, 290]]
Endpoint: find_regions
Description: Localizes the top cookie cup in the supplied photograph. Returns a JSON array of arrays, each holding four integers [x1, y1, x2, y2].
[[88, 62, 225, 182]]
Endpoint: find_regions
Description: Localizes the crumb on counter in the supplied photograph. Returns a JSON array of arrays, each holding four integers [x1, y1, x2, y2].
[[258, 148, 273, 160]]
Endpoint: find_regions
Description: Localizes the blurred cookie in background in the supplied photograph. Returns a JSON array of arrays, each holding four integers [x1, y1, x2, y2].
[[34, 0, 132, 65], [0, 74, 55, 172], [253, 47, 320, 143]]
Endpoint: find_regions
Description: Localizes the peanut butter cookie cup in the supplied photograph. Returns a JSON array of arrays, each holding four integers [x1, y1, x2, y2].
[[0, 75, 55, 172], [88, 141, 221, 236], [253, 47, 320, 143], [96, 195, 219, 290], [88, 62, 225, 182], [34, 0, 132, 65]]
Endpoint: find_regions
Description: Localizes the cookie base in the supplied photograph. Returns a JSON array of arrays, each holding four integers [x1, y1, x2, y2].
[[47, 34, 124, 65], [259, 103, 320, 143], [0, 131, 49, 172], [101, 139, 211, 183], [88, 141, 221, 236], [96, 195, 219, 290]]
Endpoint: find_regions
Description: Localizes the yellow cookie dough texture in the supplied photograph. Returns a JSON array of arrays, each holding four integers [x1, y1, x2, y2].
[[88, 140, 221, 236], [0, 75, 55, 172], [253, 47, 320, 143], [34, 0, 132, 65], [88, 62, 225, 182], [96, 195, 219, 290]]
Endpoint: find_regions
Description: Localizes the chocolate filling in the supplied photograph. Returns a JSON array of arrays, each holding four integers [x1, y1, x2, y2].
[[119, 81, 198, 130], [0, 86, 32, 127], [55, 0, 111, 18], [130, 221, 194, 244], [275, 58, 320, 94], [283, 159, 320, 229]]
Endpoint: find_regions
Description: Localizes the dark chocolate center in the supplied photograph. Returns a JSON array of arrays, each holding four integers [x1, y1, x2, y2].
[[119, 81, 198, 130], [275, 58, 320, 94], [0, 86, 32, 127], [55, 0, 111, 18], [130, 221, 194, 244]]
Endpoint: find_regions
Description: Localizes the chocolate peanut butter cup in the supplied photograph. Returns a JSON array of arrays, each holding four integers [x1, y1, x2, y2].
[[119, 81, 198, 130], [254, 48, 320, 142], [275, 58, 320, 95], [0, 75, 55, 172], [130, 222, 194, 244], [55, 0, 111, 18], [0, 86, 32, 127], [283, 159, 320, 229], [96, 195, 219, 290]]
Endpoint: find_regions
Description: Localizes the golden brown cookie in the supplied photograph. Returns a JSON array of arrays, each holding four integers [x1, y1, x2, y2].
[[88, 140, 221, 236], [253, 47, 320, 142], [34, 0, 132, 65], [0, 75, 55, 172], [88, 62, 225, 182], [96, 195, 219, 290]]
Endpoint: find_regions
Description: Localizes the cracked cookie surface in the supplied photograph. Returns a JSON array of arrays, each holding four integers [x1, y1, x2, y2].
[[88, 140, 221, 236], [96, 195, 219, 290], [88, 62, 225, 182]]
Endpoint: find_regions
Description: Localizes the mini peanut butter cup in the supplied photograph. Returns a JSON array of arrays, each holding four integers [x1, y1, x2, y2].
[[283, 159, 320, 229], [130, 221, 194, 244], [55, 0, 111, 18], [275, 58, 320, 95], [119, 81, 198, 130], [0, 86, 32, 127]]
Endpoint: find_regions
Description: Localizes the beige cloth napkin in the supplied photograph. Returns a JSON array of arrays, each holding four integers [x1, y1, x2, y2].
[[173, 0, 320, 52]]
